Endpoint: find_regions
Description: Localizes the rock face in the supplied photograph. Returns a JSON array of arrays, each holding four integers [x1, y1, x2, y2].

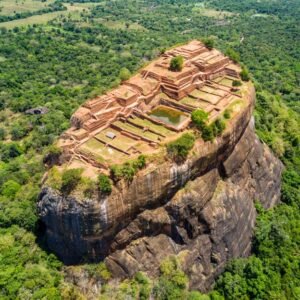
[[38, 86, 283, 291]]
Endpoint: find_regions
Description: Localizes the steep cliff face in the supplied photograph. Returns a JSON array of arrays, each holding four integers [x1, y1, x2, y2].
[[38, 86, 283, 290], [104, 120, 282, 291]]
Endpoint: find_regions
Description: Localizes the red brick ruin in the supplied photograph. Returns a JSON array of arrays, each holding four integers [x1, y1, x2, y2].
[[58, 40, 243, 170]]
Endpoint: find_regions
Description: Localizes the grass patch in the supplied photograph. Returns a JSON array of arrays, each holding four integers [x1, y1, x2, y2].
[[219, 78, 234, 87], [113, 121, 160, 142], [0, 3, 95, 28], [192, 7, 236, 19], [190, 89, 221, 104], [79, 138, 127, 163], [166, 132, 195, 162], [179, 96, 208, 109], [94, 18, 147, 31], [0, 0, 55, 16], [130, 116, 175, 137]]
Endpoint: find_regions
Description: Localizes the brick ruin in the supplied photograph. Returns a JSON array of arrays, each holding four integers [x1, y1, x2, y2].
[[58, 40, 244, 170]]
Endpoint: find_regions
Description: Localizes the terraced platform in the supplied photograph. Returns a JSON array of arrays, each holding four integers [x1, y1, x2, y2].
[[58, 40, 245, 170]]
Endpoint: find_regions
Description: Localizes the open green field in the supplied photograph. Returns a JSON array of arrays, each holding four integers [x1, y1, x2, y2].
[[96, 128, 138, 153], [192, 7, 236, 19], [189, 89, 221, 104], [113, 120, 161, 142], [94, 17, 147, 31], [130, 116, 175, 137], [219, 77, 234, 87], [0, 2, 96, 28], [0, 0, 55, 16], [202, 85, 227, 96], [180, 96, 208, 109], [79, 138, 127, 164]]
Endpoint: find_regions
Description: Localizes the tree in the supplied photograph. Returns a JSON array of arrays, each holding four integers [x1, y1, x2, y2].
[[203, 38, 215, 50], [119, 67, 131, 81], [98, 174, 112, 194], [225, 48, 240, 63], [240, 67, 250, 81], [191, 109, 209, 130], [61, 168, 82, 195], [166, 133, 195, 162], [1, 180, 21, 198], [232, 80, 242, 87], [154, 256, 188, 300], [169, 56, 184, 72]]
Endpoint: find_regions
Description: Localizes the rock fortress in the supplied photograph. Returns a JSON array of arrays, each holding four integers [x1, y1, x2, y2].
[[38, 40, 283, 291], [59, 40, 243, 174]]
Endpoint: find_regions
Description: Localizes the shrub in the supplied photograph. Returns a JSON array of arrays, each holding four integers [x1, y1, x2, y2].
[[225, 48, 240, 63], [121, 162, 136, 182], [188, 291, 211, 300], [1, 180, 21, 199], [110, 155, 147, 182], [201, 125, 215, 142], [0, 128, 6, 140], [47, 166, 62, 190], [82, 178, 96, 198], [240, 67, 250, 81], [110, 164, 123, 182], [43, 145, 62, 166], [192, 109, 226, 141], [167, 133, 195, 162], [232, 80, 242, 87], [119, 67, 131, 81], [154, 256, 188, 300], [169, 56, 184, 72], [191, 109, 209, 130], [132, 154, 146, 169], [61, 168, 82, 195], [213, 119, 226, 136], [203, 37, 215, 49], [84, 262, 111, 281], [224, 109, 231, 119], [135, 272, 151, 300], [98, 174, 112, 194]]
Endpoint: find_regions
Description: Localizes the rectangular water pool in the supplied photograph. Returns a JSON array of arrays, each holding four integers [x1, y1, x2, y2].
[[148, 105, 188, 127]]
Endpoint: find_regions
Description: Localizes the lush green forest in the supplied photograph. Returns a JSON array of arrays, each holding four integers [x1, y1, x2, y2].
[[0, 0, 299, 298]]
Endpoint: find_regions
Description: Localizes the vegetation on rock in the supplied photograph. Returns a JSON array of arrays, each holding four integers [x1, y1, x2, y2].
[[110, 154, 146, 182], [98, 174, 112, 194], [61, 168, 82, 195], [166, 132, 195, 162], [191, 109, 226, 141], [169, 55, 184, 72]]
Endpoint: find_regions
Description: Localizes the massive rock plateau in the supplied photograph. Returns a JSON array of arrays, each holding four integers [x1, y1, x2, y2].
[[38, 81, 283, 290]]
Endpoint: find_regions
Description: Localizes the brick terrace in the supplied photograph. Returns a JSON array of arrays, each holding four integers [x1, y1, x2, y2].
[[58, 40, 244, 169]]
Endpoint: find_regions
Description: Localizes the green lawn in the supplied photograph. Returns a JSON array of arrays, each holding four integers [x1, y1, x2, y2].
[[96, 128, 137, 153], [94, 17, 147, 31], [189, 89, 221, 104], [201, 85, 227, 96], [0, 2, 96, 28], [130, 116, 175, 137], [180, 96, 208, 108], [113, 121, 161, 142], [219, 78, 234, 87], [192, 7, 236, 19], [80, 138, 127, 163], [0, 0, 55, 16]]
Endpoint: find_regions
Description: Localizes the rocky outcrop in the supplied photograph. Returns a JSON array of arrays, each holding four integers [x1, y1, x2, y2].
[[104, 121, 282, 291], [38, 85, 283, 291]]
